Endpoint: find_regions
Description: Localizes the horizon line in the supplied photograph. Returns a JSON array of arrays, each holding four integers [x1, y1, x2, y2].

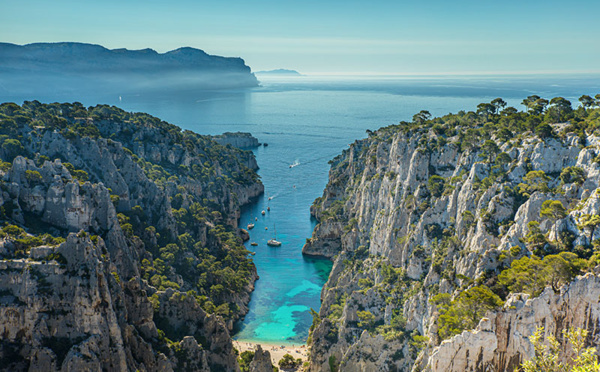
[[256, 70, 600, 77]]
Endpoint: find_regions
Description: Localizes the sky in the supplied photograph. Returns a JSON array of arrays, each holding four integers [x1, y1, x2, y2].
[[2, 0, 599, 75]]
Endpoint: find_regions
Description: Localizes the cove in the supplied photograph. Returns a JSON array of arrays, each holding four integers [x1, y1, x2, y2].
[[232, 149, 334, 344]]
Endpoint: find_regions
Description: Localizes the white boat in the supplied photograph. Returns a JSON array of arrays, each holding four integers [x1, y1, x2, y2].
[[267, 239, 282, 247], [261, 210, 266, 215], [247, 223, 255, 230], [267, 225, 282, 247]]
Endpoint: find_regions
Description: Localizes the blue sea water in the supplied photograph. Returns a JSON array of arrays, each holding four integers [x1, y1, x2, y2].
[[3, 73, 599, 345]]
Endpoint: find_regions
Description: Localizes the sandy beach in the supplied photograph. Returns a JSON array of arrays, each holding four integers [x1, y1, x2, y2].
[[234, 340, 308, 367]]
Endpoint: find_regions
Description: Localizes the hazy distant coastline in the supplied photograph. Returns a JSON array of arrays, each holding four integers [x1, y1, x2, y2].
[[0, 42, 258, 99], [255, 69, 302, 76]]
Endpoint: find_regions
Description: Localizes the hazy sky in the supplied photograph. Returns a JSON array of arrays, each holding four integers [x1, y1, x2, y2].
[[2, 0, 599, 74]]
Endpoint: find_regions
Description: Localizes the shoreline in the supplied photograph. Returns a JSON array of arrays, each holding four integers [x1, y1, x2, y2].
[[233, 339, 308, 367]]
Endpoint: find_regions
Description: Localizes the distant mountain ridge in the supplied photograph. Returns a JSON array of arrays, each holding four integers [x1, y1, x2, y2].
[[0, 42, 258, 98], [0, 42, 254, 73]]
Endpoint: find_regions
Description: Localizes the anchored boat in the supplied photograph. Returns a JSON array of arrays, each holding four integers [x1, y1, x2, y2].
[[267, 225, 282, 247]]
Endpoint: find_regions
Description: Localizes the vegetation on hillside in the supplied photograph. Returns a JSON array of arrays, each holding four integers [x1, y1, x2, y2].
[[0, 101, 262, 329]]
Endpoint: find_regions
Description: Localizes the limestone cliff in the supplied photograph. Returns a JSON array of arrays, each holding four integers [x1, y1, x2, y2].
[[304, 101, 600, 371], [0, 101, 263, 371]]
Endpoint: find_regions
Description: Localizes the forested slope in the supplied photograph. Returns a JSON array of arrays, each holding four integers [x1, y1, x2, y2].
[[0, 101, 263, 371]]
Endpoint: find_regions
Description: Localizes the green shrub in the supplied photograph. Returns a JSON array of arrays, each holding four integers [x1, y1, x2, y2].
[[2, 139, 24, 160], [518, 171, 550, 196], [278, 353, 301, 369], [2, 224, 25, 237], [519, 327, 599, 372], [357, 310, 376, 330], [428, 175, 445, 198], [433, 285, 503, 340], [25, 170, 42, 183], [498, 252, 585, 297], [559, 166, 586, 185], [238, 350, 254, 372]]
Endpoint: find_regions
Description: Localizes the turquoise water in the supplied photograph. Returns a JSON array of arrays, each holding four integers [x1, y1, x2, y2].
[[4, 73, 599, 344]]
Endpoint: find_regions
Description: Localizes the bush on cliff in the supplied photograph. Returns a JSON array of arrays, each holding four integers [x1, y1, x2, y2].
[[432, 285, 504, 340], [518, 327, 599, 372], [498, 252, 586, 297]]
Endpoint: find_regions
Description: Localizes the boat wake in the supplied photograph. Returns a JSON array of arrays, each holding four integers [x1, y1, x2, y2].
[[289, 160, 300, 168]]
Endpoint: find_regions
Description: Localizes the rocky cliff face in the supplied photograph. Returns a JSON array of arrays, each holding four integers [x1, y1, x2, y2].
[[0, 101, 264, 371], [304, 104, 600, 371]]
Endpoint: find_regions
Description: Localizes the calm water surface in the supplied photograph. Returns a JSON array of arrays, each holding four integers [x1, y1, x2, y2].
[[4, 74, 599, 344]]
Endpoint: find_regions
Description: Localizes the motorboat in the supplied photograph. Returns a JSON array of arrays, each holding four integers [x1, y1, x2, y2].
[[247, 223, 255, 230]]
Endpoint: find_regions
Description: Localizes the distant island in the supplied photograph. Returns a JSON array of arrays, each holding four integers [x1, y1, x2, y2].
[[0, 42, 258, 99], [255, 69, 302, 76]]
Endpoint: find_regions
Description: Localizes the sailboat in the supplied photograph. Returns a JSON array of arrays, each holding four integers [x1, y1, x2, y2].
[[267, 225, 282, 247]]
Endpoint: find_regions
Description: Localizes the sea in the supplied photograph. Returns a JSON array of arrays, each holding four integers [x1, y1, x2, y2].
[[3, 73, 599, 345]]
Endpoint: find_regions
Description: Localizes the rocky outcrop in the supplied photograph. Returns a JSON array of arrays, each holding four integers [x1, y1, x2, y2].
[[0, 102, 264, 371], [302, 220, 344, 259], [427, 271, 600, 372], [248, 345, 273, 372], [154, 289, 239, 371], [213, 132, 260, 149], [0, 234, 152, 371], [304, 117, 600, 371]]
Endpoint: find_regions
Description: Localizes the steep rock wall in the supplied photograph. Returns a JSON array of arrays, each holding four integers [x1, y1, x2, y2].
[[304, 122, 600, 371]]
